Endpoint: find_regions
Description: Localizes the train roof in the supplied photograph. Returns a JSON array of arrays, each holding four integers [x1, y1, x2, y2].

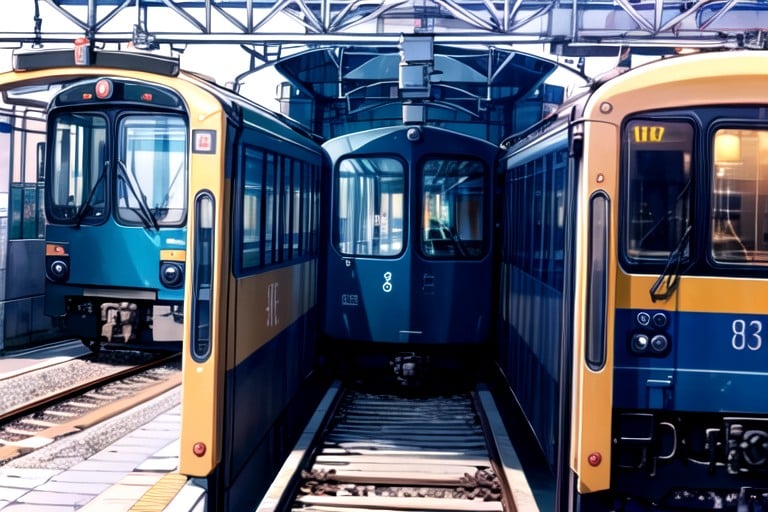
[[8, 47, 323, 145], [501, 49, 768, 152], [323, 123, 498, 158]]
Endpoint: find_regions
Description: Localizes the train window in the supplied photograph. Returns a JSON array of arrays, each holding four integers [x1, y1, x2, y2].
[[506, 140, 568, 288], [292, 160, 302, 257], [711, 128, 768, 264], [333, 156, 404, 257], [264, 153, 276, 265], [278, 155, 290, 262], [625, 120, 693, 261], [306, 165, 320, 256], [47, 112, 108, 224], [116, 115, 186, 227], [241, 147, 263, 269], [421, 158, 486, 258]]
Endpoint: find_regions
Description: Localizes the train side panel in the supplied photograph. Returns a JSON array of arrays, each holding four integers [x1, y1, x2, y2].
[[501, 50, 768, 510], [181, 101, 324, 511]]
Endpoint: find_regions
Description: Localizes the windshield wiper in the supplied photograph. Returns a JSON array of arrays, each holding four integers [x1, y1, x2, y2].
[[73, 161, 107, 228], [449, 232, 469, 257], [117, 160, 159, 230], [649, 224, 692, 302], [152, 160, 185, 218]]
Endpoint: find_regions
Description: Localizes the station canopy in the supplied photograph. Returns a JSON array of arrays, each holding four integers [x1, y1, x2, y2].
[[1, 1, 767, 141]]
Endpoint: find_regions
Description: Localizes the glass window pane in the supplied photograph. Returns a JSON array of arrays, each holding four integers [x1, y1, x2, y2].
[[48, 113, 107, 223], [421, 158, 486, 258], [625, 120, 693, 260], [711, 129, 768, 264], [117, 115, 187, 226], [242, 148, 263, 269], [264, 153, 276, 265], [334, 157, 404, 257]]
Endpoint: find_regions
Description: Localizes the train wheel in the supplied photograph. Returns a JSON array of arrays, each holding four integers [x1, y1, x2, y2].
[[81, 339, 101, 354]]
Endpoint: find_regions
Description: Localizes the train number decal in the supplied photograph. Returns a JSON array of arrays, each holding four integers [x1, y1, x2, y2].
[[731, 319, 763, 351], [382, 272, 393, 293]]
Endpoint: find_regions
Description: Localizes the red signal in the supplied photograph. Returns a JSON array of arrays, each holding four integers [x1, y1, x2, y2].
[[95, 79, 112, 99]]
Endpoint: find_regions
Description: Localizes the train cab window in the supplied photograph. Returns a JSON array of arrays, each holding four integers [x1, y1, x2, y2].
[[421, 158, 486, 258], [116, 115, 187, 227], [711, 128, 768, 264], [47, 113, 108, 224], [333, 156, 404, 257], [625, 120, 693, 261]]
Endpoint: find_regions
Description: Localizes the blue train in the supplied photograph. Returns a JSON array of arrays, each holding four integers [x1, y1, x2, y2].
[[40, 55, 192, 352], [319, 124, 500, 379], [25, 50, 242, 353], [498, 50, 768, 510]]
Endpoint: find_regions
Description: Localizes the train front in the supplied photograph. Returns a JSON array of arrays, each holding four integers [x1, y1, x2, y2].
[[320, 125, 498, 381], [43, 76, 187, 352], [574, 51, 768, 510]]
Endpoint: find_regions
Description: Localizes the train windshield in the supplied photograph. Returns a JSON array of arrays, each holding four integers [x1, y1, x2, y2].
[[47, 112, 187, 227], [625, 120, 693, 261], [333, 156, 404, 257], [117, 115, 187, 227], [711, 128, 768, 264], [421, 158, 486, 258], [48, 112, 108, 224]]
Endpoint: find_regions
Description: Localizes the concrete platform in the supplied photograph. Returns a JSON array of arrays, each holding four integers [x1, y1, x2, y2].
[[0, 404, 205, 511]]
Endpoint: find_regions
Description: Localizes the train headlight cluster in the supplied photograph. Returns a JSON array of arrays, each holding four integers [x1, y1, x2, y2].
[[47, 259, 69, 282], [160, 261, 184, 288], [45, 243, 70, 282], [630, 311, 671, 356]]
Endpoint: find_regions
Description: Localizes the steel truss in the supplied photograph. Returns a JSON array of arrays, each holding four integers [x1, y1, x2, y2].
[[1, 1, 767, 60], [2, 1, 767, 138]]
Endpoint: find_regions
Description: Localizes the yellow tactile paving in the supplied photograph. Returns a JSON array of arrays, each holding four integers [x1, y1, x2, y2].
[[129, 472, 188, 511]]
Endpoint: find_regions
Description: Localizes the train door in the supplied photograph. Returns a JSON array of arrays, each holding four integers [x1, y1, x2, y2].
[[412, 153, 492, 344], [324, 154, 410, 343]]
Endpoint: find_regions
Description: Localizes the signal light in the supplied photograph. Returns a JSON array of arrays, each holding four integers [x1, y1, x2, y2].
[[95, 79, 112, 99], [192, 442, 206, 457]]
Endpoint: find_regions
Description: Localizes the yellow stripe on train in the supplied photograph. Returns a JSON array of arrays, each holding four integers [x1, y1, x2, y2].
[[615, 273, 768, 313]]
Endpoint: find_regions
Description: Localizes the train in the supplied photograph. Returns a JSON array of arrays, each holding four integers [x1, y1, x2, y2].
[[498, 49, 768, 510], [319, 124, 500, 382], [37, 52, 200, 353], [162, 55, 325, 512]]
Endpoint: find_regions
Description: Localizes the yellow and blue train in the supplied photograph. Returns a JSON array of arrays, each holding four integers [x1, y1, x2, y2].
[[165, 58, 324, 511], [499, 49, 768, 510], [5, 45, 325, 509]]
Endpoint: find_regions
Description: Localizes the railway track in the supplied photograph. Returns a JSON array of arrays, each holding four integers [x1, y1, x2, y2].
[[259, 381, 538, 512], [0, 353, 181, 464]]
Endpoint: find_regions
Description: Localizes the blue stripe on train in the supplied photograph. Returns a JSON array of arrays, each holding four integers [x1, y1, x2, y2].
[[613, 308, 768, 413]]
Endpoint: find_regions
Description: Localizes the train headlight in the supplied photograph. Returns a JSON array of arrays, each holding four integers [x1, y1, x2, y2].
[[650, 334, 669, 354], [160, 261, 184, 288], [47, 259, 69, 282], [631, 333, 650, 353]]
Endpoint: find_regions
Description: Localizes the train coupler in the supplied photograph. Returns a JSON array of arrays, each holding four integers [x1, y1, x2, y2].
[[389, 352, 426, 386]]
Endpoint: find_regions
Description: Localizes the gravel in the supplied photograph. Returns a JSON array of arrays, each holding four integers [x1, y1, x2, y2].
[[0, 349, 179, 470]]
